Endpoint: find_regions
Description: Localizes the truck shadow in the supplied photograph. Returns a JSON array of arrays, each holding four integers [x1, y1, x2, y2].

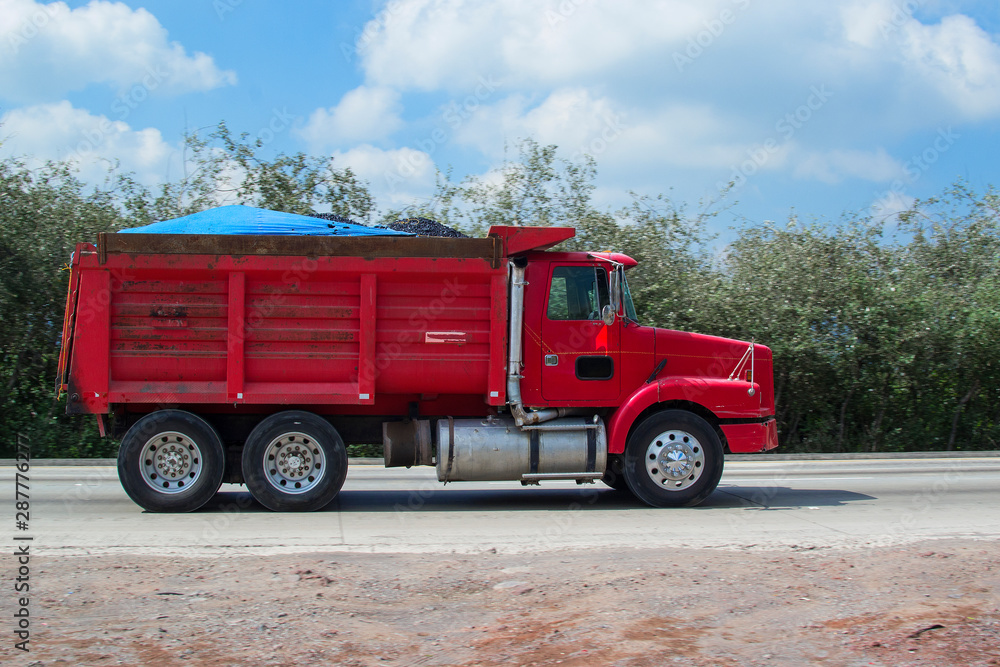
[[206, 485, 875, 513], [705, 486, 876, 509]]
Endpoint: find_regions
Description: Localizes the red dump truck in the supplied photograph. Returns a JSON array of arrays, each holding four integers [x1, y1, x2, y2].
[[57, 221, 777, 512]]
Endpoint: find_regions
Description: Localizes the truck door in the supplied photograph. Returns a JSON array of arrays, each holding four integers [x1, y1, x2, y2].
[[540, 264, 621, 402]]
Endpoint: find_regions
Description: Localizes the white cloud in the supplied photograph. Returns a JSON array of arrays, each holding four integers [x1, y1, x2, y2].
[[357, 0, 710, 91], [794, 148, 904, 184], [901, 14, 1000, 119], [452, 88, 623, 157], [453, 86, 757, 173], [841, 0, 1000, 120], [0, 0, 237, 102], [869, 189, 916, 224], [297, 86, 403, 150], [355, 0, 1000, 133], [345, 0, 1000, 203], [331, 144, 436, 208], [616, 104, 760, 171], [0, 100, 177, 185]]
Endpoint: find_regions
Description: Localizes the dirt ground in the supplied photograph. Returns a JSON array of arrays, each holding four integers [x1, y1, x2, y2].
[[15, 539, 1000, 667]]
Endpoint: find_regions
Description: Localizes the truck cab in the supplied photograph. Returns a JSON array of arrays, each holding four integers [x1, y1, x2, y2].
[[499, 242, 777, 506]]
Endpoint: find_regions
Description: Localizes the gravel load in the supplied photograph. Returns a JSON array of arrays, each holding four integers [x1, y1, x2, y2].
[[386, 217, 468, 238], [310, 212, 468, 238], [310, 212, 360, 225]]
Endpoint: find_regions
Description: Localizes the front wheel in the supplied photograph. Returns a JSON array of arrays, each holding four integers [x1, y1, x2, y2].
[[117, 410, 226, 513], [623, 410, 724, 507], [242, 411, 348, 512]]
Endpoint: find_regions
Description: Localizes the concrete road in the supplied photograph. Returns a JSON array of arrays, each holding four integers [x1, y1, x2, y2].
[[5, 458, 999, 555]]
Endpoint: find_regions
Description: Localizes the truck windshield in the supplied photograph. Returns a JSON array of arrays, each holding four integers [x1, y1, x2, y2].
[[622, 270, 639, 323]]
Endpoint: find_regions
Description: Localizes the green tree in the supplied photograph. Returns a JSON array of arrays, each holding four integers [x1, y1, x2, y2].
[[0, 158, 129, 457], [1, 125, 998, 457], [895, 183, 1000, 450], [145, 122, 375, 222]]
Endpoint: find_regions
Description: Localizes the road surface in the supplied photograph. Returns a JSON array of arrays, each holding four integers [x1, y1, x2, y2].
[[7, 457, 999, 555]]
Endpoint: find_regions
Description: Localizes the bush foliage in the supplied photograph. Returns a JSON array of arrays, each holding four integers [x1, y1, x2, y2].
[[1, 131, 997, 457]]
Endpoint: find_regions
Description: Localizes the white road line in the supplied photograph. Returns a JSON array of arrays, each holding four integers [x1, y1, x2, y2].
[[723, 476, 876, 482]]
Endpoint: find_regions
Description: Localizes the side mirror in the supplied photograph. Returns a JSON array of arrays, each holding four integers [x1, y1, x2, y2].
[[610, 267, 622, 314], [602, 304, 615, 326]]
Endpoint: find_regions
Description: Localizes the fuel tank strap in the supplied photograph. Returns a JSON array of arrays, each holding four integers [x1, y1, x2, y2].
[[586, 428, 597, 473], [444, 416, 456, 483], [529, 430, 540, 474]]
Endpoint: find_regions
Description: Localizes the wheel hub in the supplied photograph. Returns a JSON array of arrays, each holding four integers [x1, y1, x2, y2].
[[140, 432, 203, 494], [264, 432, 326, 494], [644, 430, 705, 491]]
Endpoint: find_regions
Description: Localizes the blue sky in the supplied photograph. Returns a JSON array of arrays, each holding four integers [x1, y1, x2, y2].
[[1, 0, 998, 234]]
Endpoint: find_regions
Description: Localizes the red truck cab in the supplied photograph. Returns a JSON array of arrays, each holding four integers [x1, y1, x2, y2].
[[520, 250, 776, 449], [509, 246, 777, 506]]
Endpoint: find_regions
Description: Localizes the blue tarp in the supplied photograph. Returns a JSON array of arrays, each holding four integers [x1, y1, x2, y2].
[[119, 205, 412, 237]]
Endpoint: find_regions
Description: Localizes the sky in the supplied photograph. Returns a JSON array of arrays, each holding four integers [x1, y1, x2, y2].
[[1, 0, 999, 234]]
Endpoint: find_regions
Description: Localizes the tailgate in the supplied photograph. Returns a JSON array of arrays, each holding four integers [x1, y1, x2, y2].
[[54, 250, 82, 396]]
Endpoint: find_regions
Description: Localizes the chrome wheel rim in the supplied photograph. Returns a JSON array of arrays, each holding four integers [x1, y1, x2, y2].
[[141, 431, 203, 494], [644, 430, 705, 491], [263, 432, 326, 494]]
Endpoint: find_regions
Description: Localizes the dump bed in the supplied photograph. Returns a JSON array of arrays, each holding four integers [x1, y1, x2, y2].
[[57, 230, 563, 416]]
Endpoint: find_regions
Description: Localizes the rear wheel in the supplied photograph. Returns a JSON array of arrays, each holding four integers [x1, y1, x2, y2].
[[623, 410, 724, 507], [117, 410, 226, 513], [242, 410, 348, 511]]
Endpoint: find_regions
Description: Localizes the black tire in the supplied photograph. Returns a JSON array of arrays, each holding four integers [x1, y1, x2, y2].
[[602, 454, 631, 492], [623, 410, 724, 507], [242, 411, 348, 512], [117, 410, 226, 513]]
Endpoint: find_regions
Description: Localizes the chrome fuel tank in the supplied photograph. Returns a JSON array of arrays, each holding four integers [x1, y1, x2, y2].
[[436, 415, 607, 482]]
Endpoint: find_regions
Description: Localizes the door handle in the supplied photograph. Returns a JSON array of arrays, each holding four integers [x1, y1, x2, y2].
[[544, 354, 558, 366]]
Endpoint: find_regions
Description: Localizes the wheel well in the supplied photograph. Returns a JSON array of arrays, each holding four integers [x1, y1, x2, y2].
[[625, 400, 729, 453]]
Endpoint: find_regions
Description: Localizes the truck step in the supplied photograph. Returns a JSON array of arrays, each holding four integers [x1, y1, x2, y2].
[[519, 472, 604, 486]]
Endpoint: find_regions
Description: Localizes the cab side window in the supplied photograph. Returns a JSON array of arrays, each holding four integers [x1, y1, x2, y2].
[[547, 266, 609, 321]]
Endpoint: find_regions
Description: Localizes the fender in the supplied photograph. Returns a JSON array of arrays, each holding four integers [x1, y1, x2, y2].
[[606, 376, 764, 454]]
